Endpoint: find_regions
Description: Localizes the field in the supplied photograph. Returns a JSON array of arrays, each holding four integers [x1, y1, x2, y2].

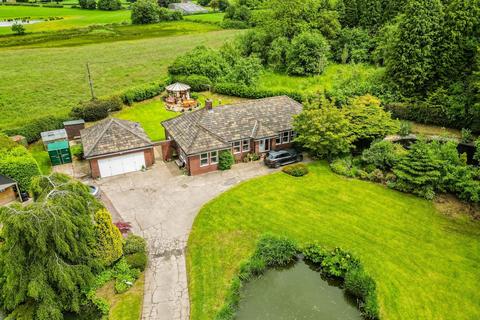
[[114, 92, 246, 141], [0, 6, 130, 35], [187, 162, 480, 319], [0, 26, 240, 131], [257, 64, 384, 94], [184, 12, 225, 23]]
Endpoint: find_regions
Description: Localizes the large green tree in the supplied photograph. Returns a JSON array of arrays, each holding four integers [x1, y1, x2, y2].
[[385, 0, 444, 95], [293, 97, 355, 158], [0, 174, 103, 319], [286, 32, 330, 76]]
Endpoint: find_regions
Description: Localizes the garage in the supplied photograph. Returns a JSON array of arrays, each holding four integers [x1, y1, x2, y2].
[[98, 152, 146, 178], [81, 118, 155, 179]]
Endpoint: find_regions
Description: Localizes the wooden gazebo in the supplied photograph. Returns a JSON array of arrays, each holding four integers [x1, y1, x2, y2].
[[165, 82, 197, 109]]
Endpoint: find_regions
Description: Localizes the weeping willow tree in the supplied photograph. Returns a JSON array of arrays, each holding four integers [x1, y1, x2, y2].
[[0, 174, 104, 320]]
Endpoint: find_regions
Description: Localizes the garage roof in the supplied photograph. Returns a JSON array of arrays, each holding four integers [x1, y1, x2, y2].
[[81, 118, 153, 159]]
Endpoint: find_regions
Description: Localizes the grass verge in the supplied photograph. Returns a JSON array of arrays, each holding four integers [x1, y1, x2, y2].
[[28, 141, 52, 175], [187, 162, 480, 319]]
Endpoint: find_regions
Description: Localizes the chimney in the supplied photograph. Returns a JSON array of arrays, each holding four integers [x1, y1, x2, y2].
[[205, 99, 213, 111]]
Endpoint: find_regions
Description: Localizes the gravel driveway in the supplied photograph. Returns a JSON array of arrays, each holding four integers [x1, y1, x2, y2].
[[97, 161, 278, 320]]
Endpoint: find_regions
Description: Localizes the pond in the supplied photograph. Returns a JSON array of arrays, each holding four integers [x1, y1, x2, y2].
[[236, 260, 363, 320], [0, 20, 43, 27]]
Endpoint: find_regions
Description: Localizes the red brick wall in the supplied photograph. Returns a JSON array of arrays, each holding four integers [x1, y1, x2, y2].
[[89, 148, 154, 178], [188, 155, 219, 175]]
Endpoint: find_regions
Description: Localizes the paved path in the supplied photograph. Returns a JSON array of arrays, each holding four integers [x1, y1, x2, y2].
[[97, 161, 278, 320]]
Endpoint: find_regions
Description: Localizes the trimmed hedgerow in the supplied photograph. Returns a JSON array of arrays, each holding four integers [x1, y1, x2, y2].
[[213, 82, 303, 103], [0, 146, 41, 192], [282, 163, 308, 177], [70, 97, 123, 122], [2, 115, 66, 144], [169, 74, 212, 92], [215, 235, 379, 320], [120, 82, 165, 106]]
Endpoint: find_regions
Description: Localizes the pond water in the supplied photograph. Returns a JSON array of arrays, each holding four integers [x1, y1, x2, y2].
[[0, 20, 43, 27], [236, 260, 362, 320]]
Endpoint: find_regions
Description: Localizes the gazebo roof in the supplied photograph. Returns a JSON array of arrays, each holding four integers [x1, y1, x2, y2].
[[166, 82, 191, 92]]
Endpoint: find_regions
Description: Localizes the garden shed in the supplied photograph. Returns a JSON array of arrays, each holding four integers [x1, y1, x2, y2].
[[0, 174, 21, 206], [63, 119, 85, 140], [48, 140, 72, 166], [41, 129, 68, 149]]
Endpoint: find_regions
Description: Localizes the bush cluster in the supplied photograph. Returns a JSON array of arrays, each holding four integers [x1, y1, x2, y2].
[[2, 115, 65, 144], [120, 82, 165, 105], [123, 234, 148, 271], [0, 146, 41, 193], [282, 163, 308, 177], [70, 97, 122, 122], [169, 75, 212, 92], [131, 0, 182, 25], [213, 82, 303, 102], [303, 243, 378, 319], [218, 151, 234, 171]]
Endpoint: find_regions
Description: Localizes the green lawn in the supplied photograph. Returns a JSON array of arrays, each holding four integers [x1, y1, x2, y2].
[[187, 162, 480, 320], [96, 273, 144, 320], [0, 27, 240, 131], [257, 63, 384, 94], [28, 141, 52, 175], [183, 12, 225, 23], [114, 92, 246, 141], [0, 6, 130, 35]]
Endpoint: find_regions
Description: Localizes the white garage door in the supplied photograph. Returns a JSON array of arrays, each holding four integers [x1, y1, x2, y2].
[[98, 152, 146, 178]]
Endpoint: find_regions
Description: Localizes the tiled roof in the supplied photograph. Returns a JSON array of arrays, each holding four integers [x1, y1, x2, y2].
[[162, 96, 303, 155], [81, 118, 153, 159]]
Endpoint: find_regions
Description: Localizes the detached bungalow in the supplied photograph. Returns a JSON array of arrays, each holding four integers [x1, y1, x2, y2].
[[161, 96, 303, 175]]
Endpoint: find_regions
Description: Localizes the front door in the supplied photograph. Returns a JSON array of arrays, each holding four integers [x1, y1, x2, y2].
[[259, 139, 270, 153]]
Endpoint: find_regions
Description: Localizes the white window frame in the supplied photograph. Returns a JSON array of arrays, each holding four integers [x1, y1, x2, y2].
[[290, 130, 297, 141], [282, 131, 290, 144], [200, 153, 209, 167], [242, 139, 250, 152], [275, 134, 281, 144], [210, 151, 218, 164], [232, 141, 241, 154]]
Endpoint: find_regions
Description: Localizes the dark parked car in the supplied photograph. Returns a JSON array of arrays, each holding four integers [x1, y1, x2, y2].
[[264, 149, 303, 168]]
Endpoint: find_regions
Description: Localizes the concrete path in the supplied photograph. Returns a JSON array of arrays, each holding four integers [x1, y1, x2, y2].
[[97, 161, 279, 320]]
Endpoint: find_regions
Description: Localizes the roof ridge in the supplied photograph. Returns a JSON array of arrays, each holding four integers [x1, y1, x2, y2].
[[112, 118, 152, 145], [84, 118, 114, 157]]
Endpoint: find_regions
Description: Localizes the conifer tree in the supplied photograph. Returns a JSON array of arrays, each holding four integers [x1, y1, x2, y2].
[[385, 0, 444, 95]]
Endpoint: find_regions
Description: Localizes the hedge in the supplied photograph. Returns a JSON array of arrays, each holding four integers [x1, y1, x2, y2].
[[2, 116, 66, 144], [213, 82, 303, 103], [120, 82, 166, 106], [0, 146, 41, 193], [169, 74, 212, 92], [70, 97, 123, 122], [385, 101, 480, 133]]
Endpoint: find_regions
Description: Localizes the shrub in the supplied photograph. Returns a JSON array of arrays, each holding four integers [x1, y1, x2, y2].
[[282, 163, 308, 177], [303, 244, 359, 278], [71, 144, 84, 160], [2, 115, 65, 143], [330, 157, 357, 177], [158, 7, 183, 21], [218, 150, 234, 170], [170, 75, 212, 92], [125, 252, 148, 271], [131, 0, 160, 24], [120, 82, 165, 105], [286, 31, 330, 76], [79, 0, 97, 9], [253, 234, 297, 267], [0, 146, 41, 192], [94, 208, 123, 267], [213, 82, 303, 102], [124, 234, 147, 254], [70, 97, 122, 122], [97, 0, 122, 10], [113, 259, 140, 293], [398, 120, 412, 136], [361, 140, 405, 170], [11, 23, 25, 35], [461, 128, 473, 143], [345, 266, 376, 299]]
